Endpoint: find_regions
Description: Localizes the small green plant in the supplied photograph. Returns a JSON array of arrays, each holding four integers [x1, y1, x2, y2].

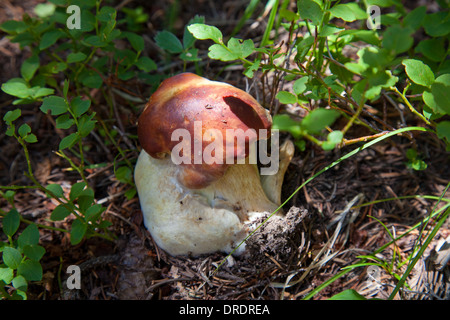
[[0, 0, 157, 299], [1, 209, 45, 299], [187, 0, 450, 154], [405, 148, 427, 171], [155, 15, 205, 71]]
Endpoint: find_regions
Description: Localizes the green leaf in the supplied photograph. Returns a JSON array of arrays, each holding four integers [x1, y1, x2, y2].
[[21, 54, 40, 82], [280, 8, 299, 22], [18, 224, 40, 248], [77, 188, 95, 213], [18, 124, 31, 138], [243, 58, 260, 78], [155, 30, 183, 54], [50, 204, 71, 221], [329, 289, 367, 300], [180, 48, 201, 62], [326, 130, 343, 146], [85, 204, 104, 222], [402, 59, 434, 88], [3, 190, 16, 204], [11, 289, 27, 300], [67, 52, 87, 63], [415, 38, 446, 62], [272, 114, 303, 138], [293, 77, 308, 95], [46, 61, 67, 74], [3, 209, 20, 237], [3, 108, 21, 123], [276, 91, 298, 104], [115, 166, 132, 184], [319, 24, 344, 37], [382, 25, 413, 54], [46, 183, 64, 198], [34, 3, 56, 18], [208, 44, 238, 61], [123, 31, 144, 52], [430, 74, 450, 115], [79, 9, 96, 32], [10, 30, 34, 47], [135, 56, 157, 72], [2, 78, 30, 99], [70, 182, 87, 201], [56, 114, 75, 129], [70, 220, 87, 245], [339, 29, 380, 46], [59, 132, 79, 150], [23, 245, 45, 261], [24, 134, 38, 143], [436, 121, 450, 142], [297, 0, 323, 25], [39, 29, 64, 50], [403, 6, 426, 30], [183, 16, 205, 49], [84, 35, 107, 47], [423, 11, 450, 37], [40, 96, 68, 116], [0, 267, 14, 284], [355, 70, 398, 101], [12, 275, 28, 292], [329, 3, 367, 22], [0, 20, 28, 34], [77, 114, 96, 137], [2, 247, 22, 269], [71, 96, 91, 117], [31, 87, 54, 99], [227, 38, 255, 59], [17, 259, 43, 281], [187, 23, 223, 43], [97, 5, 116, 21], [301, 108, 340, 134], [79, 69, 103, 89]]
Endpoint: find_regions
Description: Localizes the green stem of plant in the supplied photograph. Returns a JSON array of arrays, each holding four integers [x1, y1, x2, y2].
[[303, 132, 323, 146], [55, 150, 88, 185], [390, 86, 431, 125], [341, 86, 366, 135], [65, 104, 89, 184]]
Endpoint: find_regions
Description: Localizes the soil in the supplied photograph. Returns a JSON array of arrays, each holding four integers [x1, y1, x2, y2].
[[0, 0, 449, 301]]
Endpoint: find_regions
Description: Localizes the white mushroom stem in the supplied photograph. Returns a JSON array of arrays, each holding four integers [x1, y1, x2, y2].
[[134, 140, 295, 256], [260, 139, 295, 205]]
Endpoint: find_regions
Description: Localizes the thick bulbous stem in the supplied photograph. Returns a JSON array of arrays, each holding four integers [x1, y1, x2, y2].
[[134, 150, 280, 256]]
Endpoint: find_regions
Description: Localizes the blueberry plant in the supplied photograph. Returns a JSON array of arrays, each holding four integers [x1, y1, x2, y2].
[[0, 0, 162, 299], [188, 0, 450, 153]]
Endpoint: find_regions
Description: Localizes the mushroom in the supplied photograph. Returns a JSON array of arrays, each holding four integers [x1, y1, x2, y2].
[[134, 73, 294, 256]]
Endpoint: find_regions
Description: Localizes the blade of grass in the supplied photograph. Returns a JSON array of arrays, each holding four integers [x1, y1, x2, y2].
[[260, 0, 279, 47], [231, 0, 261, 37]]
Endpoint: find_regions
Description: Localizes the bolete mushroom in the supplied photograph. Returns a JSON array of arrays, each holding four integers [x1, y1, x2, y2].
[[134, 73, 294, 256]]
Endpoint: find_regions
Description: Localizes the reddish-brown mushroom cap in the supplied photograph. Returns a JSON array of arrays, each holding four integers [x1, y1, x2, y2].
[[137, 72, 272, 189]]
